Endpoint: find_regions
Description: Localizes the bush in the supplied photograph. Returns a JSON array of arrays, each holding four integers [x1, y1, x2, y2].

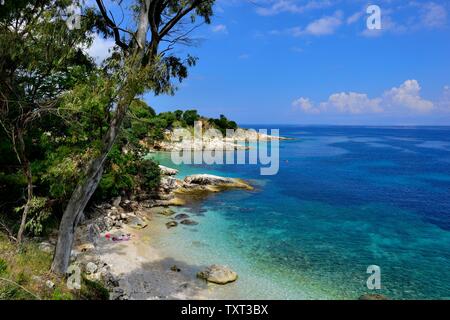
[[138, 159, 161, 191]]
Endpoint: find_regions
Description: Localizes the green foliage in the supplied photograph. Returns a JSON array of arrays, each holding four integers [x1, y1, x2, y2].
[[0, 235, 75, 300], [183, 109, 200, 126], [209, 115, 238, 135], [52, 288, 74, 300], [80, 277, 109, 300], [0, 0, 219, 248], [138, 160, 161, 191], [18, 197, 52, 236]]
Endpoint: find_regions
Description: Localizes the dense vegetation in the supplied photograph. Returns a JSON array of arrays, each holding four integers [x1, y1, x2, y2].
[[0, 1, 241, 292]]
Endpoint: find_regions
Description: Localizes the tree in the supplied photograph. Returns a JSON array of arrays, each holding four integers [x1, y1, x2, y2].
[[0, 0, 94, 243], [51, 0, 215, 274], [183, 109, 200, 126]]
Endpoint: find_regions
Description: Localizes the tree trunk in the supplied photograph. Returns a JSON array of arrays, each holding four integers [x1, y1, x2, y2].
[[16, 130, 32, 244], [51, 93, 133, 274], [50, 164, 104, 273], [51, 0, 152, 275]]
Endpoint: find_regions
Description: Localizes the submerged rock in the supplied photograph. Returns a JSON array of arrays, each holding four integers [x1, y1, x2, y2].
[[197, 265, 238, 285], [150, 207, 175, 216], [174, 213, 190, 220], [166, 221, 178, 229], [180, 219, 198, 226]]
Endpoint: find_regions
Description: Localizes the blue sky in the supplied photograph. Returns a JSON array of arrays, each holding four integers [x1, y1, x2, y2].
[[88, 0, 450, 125]]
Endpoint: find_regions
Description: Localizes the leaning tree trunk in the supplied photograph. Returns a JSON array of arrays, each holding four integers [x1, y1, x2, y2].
[[51, 0, 152, 274], [17, 130, 33, 244], [51, 93, 134, 274]]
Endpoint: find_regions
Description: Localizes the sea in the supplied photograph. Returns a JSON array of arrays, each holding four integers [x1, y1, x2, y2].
[[148, 126, 450, 300]]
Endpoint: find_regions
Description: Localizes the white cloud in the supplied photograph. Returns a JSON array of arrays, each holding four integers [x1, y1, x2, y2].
[[292, 97, 320, 114], [293, 80, 436, 115], [420, 2, 447, 28], [303, 11, 343, 36], [211, 24, 228, 34], [255, 0, 334, 16], [86, 34, 115, 65], [347, 11, 363, 25], [321, 92, 383, 114], [272, 11, 343, 37], [384, 80, 434, 113]]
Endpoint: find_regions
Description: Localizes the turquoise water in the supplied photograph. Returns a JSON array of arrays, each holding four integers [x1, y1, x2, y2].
[[149, 126, 450, 300]]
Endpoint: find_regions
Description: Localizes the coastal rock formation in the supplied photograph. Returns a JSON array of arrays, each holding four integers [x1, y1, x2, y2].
[[70, 167, 252, 299], [178, 174, 253, 194], [159, 165, 179, 176], [154, 127, 292, 152], [197, 265, 238, 285]]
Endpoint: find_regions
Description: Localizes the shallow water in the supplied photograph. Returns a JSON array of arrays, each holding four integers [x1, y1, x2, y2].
[[148, 126, 450, 300]]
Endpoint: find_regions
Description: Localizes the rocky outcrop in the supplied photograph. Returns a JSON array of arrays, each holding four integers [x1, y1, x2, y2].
[[197, 265, 238, 285], [177, 174, 253, 194], [69, 167, 250, 299], [159, 165, 179, 176]]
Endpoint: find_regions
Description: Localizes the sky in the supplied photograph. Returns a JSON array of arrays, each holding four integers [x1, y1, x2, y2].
[[87, 0, 450, 126]]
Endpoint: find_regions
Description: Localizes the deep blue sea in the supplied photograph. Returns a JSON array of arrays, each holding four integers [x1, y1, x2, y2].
[[150, 126, 450, 300]]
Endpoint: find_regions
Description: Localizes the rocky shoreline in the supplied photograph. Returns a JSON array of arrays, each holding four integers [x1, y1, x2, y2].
[[151, 128, 293, 151], [61, 166, 252, 299]]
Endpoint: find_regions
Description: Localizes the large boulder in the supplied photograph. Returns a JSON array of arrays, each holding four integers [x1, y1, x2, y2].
[[184, 174, 237, 186], [197, 265, 238, 285], [126, 216, 148, 229], [180, 174, 253, 193], [160, 177, 179, 192], [159, 165, 179, 176]]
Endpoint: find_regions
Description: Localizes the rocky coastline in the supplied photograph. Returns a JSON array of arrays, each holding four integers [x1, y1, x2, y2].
[[57, 165, 252, 300], [151, 127, 293, 151]]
